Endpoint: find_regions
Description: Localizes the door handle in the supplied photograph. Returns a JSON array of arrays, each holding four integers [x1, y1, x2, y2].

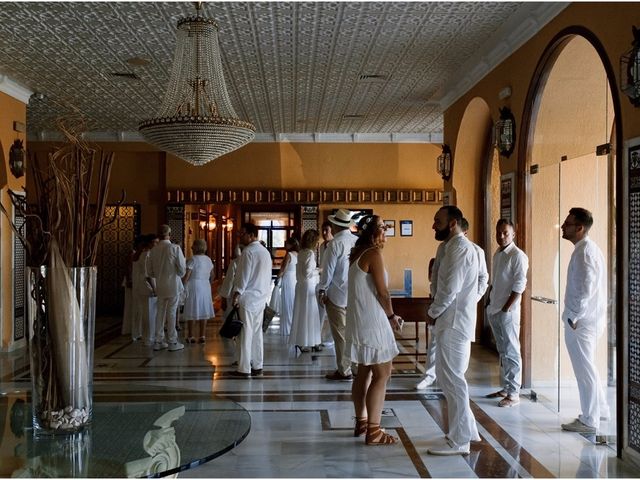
[[531, 295, 558, 305]]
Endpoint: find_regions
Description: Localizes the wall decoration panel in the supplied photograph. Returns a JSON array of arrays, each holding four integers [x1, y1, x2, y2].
[[628, 141, 640, 454], [96, 205, 140, 316], [13, 195, 25, 341]]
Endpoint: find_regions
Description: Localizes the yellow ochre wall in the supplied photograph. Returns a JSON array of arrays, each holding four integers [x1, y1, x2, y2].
[[0, 92, 27, 351], [28, 141, 443, 296]]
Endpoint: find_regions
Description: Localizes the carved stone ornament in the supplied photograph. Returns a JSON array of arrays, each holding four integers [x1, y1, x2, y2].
[[9, 139, 25, 178]]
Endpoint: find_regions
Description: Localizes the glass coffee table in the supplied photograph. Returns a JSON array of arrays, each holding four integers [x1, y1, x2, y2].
[[0, 386, 251, 478]]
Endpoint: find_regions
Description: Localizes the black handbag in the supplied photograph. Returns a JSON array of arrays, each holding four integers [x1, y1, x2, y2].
[[220, 307, 243, 339]]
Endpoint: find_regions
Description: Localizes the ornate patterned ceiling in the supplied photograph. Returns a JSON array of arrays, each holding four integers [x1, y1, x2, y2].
[[0, 2, 567, 142]]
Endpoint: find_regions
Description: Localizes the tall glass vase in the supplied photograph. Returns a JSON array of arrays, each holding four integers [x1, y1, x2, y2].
[[27, 266, 97, 434]]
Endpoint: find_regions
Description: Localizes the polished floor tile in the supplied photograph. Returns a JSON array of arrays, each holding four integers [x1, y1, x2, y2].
[[1, 313, 638, 478]]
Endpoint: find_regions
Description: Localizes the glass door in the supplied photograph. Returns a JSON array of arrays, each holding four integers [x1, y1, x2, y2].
[[530, 161, 562, 411], [530, 151, 612, 424]]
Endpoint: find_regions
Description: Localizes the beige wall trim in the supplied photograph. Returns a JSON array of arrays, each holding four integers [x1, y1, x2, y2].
[[168, 188, 443, 205]]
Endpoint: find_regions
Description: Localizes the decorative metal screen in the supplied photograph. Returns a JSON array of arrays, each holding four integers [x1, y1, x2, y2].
[[13, 194, 26, 341], [96, 205, 140, 316], [301, 205, 319, 233], [628, 142, 640, 453], [166, 204, 186, 250]]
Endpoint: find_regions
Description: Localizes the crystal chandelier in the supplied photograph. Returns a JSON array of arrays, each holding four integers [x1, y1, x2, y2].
[[139, 3, 255, 166]]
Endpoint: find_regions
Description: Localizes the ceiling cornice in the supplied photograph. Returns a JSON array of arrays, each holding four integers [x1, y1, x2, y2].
[[0, 75, 33, 104], [28, 131, 443, 144], [436, 2, 570, 110]]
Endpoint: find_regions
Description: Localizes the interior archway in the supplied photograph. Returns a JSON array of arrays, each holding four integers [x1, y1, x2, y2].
[[453, 97, 492, 246], [453, 97, 492, 339], [525, 34, 616, 435]]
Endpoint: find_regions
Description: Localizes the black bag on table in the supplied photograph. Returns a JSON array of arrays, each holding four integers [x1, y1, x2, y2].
[[220, 307, 243, 339]]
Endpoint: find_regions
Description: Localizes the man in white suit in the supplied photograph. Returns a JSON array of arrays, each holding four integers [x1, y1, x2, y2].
[[426, 206, 480, 456], [231, 223, 273, 378], [148, 224, 186, 352], [560, 207, 610, 434]]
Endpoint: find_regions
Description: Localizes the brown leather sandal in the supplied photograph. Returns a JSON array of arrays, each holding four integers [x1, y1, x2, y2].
[[354, 417, 367, 437], [365, 423, 398, 445]]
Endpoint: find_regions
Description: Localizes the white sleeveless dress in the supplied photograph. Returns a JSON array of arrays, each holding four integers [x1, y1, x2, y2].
[[289, 249, 321, 347], [183, 255, 214, 321], [279, 251, 298, 336], [345, 250, 399, 365]]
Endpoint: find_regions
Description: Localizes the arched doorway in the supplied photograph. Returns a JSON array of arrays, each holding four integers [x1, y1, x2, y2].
[[454, 97, 492, 338], [524, 33, 618, 442]]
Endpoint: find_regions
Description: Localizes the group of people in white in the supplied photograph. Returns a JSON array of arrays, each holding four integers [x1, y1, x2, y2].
[[415, 205, 608, 455], [122, 224, 215, 352], [122, 204, 610, 455]]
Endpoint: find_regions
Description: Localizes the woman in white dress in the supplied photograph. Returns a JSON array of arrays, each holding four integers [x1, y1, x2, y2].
[[276, 237, 299, 336], [132, 234, 157, 346], [289, 229, 321, 353], [346, 215, 402, 446], [182, 239, 215, 344]]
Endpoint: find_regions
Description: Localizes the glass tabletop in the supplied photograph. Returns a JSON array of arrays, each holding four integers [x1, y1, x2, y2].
[[0, 388, 251, 478]]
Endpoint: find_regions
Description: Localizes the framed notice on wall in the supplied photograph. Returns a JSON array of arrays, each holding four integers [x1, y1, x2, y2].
[[500, 172, 516, 222]]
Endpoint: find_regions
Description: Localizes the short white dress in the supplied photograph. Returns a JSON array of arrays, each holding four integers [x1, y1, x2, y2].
[[289, 249, 321, 347], [345, 249, 399, 365], [279, 251, 298, 336], [183, 255, 214, 321]]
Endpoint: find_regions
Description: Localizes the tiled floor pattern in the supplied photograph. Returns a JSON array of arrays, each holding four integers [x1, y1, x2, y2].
[[1, 315, 638, 478]]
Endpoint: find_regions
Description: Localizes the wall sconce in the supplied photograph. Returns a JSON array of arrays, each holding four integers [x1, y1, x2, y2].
[[620, 26, 640, 107], [436, 144, 452, 181], [9, 139, 25, 178], [495, 107, 516, 157], [223, 218, 234, 231]]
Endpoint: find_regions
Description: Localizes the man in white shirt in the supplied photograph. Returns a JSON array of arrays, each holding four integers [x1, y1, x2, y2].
[[318, 209, 357, 381], [147, 225, 186, 352], [317, 221, 335, 347], [415, 217, 488, 390], [231, 223, 273, 378], [559, 207, 610, 434], [426, 206, 480, 456], [485, 219, 529, 407], [414, 241, 446, 390]]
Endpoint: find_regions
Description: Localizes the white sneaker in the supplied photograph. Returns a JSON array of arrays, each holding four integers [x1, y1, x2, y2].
[[427, 440, 470, 456], [415, 377, 436, 390], [153, 341, 168, 351], [168, 342, 184, 352], [561, 418, 596, 434]]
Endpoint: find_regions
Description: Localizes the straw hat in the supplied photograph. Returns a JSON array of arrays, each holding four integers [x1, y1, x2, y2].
[[328, 208, 355, 228]]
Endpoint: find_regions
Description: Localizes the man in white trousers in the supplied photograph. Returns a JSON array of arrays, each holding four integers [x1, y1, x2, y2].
[[426, 206, 480, 456], [485, 219, 529, 407], [148, 225, 186, 352], [415, 217, 488, 390], [231, 223, 273, 378], [560, 207, 610, 434], [318, 209, 357, 381]]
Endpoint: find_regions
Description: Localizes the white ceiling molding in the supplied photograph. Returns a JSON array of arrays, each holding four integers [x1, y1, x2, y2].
[[437, 2, 569, 110], [0, 74, 33, 104], [29, 130, 441, 144]]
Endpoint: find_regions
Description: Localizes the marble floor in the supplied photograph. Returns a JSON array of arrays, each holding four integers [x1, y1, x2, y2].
[[1, 313, 638, 478]]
